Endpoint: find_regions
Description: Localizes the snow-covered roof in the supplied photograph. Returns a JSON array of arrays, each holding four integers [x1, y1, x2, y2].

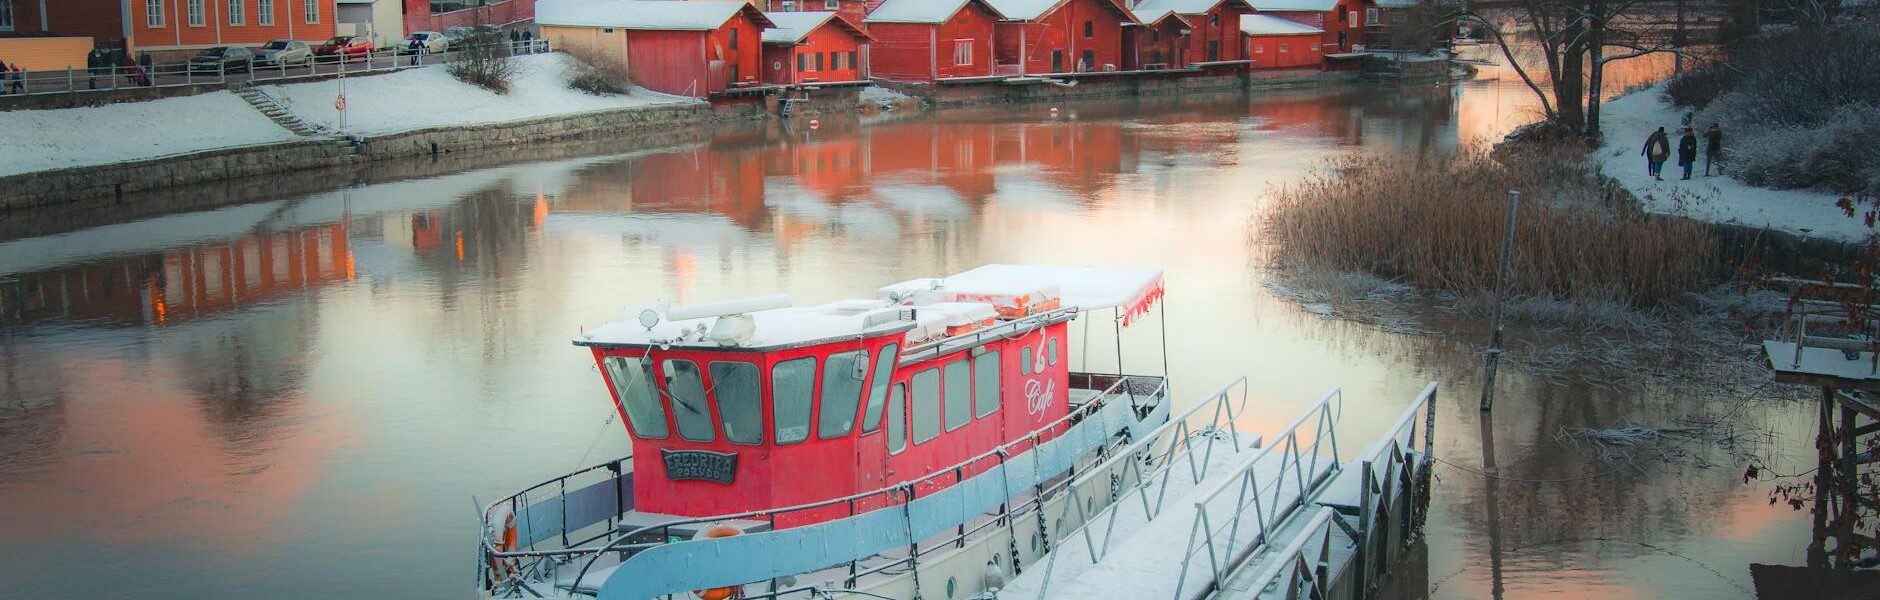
[[1373, 0, 1418, 7], [1248, 0, 1337, 11], [1129, 0, 1250, 23], [879, 264, 1167, 326], [1240, 13, 1323, 35], [984, 0, 1133, 21], [865, 0, 1006, 24], [760, 11, 871, 43], [536, 0, 774, 31]]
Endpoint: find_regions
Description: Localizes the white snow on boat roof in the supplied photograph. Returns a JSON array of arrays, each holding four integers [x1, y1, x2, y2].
[[1240, 13, 1323, 35], [579, 297, 916, 350], [536, 0, 769, 30], [1247, 0, 1336, 11], [879, 264, 1167, 325], [865, 0, 1003, 24]]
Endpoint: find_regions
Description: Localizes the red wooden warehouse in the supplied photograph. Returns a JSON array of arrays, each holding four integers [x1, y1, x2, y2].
[[1240, 14, 1322, 69], [984, 0, 1138, 76], [1250, 0, 1369, 54], [761, 12, 874, 85], [537, 0, 775, 98], [863, 0, 1006, 82], [1123, 0, 1255, 69]]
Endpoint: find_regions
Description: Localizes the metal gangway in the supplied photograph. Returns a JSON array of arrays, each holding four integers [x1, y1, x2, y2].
[[1001, 382, 1437, 600]]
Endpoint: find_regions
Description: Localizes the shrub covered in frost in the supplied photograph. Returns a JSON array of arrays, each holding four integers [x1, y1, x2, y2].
[[562, 44, 633, 96], [1663, 65, 1739, 108], [1712, 103, 1880, 193]]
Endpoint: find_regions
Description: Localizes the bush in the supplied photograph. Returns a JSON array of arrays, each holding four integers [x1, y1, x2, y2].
[[1720, 103, 1880, 193], [1663, 65, 1739, 109], [561, 44, 633, 96], [1261, 145, 1720, 308], [448, 30, 517, 94]]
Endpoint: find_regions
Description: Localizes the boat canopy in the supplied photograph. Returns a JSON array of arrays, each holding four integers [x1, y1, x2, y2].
[[878, 264, 1166, 326]]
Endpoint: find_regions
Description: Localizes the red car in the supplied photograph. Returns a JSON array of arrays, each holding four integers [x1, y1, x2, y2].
[[315, 36, 374, 60]]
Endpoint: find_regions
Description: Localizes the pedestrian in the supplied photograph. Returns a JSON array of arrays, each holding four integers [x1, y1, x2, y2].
[[0, 60, 9, 95], [1704, 123, 1723, 176], [1677, 127, 1699, 181], [1642, 126, 1670, 180], [522, 30, 535, 53], [86, 48, 102, 89], [9, 63, 23, 95]]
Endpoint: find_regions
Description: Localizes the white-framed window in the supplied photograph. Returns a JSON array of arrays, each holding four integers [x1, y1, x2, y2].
[[1365, 7, 1378, 23], [824, 0, 839, 8], [0, 0, 13, 32], [1348, 10, 1359, 25], [1279, 43, 1289, 53], [229, 0, 245, 25], [258, 0, 273, 25], [145, 0, 165, 27], [1253, 43, 1264, 54], [187, 0, 205, 26], [304, 0, 317, 24], [1311, 43, 1321, 51], [952, 39, 972, 66]]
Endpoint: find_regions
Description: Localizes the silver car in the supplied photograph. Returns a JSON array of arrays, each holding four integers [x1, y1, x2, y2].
[[401, 31, 449, 54], [254, 39, 312, 66]]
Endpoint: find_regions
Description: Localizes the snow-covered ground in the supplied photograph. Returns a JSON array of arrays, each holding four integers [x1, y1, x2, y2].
[[859, 85, 915, 110], [0, 91, 299, 177], [1596, 83, 1870, 242], [263, 53, 700, 135]]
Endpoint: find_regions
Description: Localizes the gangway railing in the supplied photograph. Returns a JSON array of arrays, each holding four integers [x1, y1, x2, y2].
[[1173, 387, 1346, 600]]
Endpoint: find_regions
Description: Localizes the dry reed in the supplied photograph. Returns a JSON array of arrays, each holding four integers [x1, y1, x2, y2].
[[1262, 144, 1721, 308]]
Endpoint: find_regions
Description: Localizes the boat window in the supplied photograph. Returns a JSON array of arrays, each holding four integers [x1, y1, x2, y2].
[[944, 359, 970, 431], [911, 368, 941, 444], [602, 356, 668, 439], [1047, 337, 1059, 366], [710, 361, 763, 445], [773, 357, 817, 444], [1021, 345, 1033, 375], [661, 359, 716, 442], [819, 350, 868, 439], [888, 383, 907, 453], [861, 343, 899, 433], [974, 350, 1001, 418]]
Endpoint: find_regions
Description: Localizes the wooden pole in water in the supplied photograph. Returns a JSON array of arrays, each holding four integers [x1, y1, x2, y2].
[[1480, 190, 1520, 412]]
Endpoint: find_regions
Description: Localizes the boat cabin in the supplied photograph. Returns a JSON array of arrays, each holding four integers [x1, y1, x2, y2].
[[574, 265, 1165, 527]]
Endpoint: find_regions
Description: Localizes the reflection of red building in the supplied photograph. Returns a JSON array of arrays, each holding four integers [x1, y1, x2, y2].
[[0, 224, 352, 328], [987, 0, 1137, 76], [630, 149, 772, 229], [864, 0, 1004, 82], [760, 12, 873, 85]]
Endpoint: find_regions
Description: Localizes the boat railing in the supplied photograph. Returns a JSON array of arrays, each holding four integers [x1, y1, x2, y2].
[[480, 372, 1168, 597], [898, 306, 1081, 363], [1172, 387, 1346, 600], [1020, 376, 1255, 597], [1239, 382, 1438, 599]]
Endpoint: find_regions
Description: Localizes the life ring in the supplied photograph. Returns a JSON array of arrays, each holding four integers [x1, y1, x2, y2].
[[489, 513, 519, 580], [692, 525, 744, 600]]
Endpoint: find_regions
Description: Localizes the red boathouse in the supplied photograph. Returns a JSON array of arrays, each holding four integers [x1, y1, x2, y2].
[[1250, 0, 1369, 54], [985, 0, 1139, 76], [1241, 14, 1322, 68], [536, 0, 774, 98], [761, 11, 874, 85], [1125, 0, 1255, 68], [863, 0, 1006, 82]]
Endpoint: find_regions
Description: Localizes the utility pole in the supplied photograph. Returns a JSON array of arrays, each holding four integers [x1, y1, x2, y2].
[[1480, 190, 1520, 412]]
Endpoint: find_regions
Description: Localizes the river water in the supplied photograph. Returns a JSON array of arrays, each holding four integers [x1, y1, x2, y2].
[[0, 54, 1822, 599]]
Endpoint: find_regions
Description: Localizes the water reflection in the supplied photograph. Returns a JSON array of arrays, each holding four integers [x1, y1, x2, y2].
[[0, 58, 1812, 600]]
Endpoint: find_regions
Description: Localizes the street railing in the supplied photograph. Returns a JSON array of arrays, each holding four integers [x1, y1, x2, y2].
[[0, 39, 549, 98]]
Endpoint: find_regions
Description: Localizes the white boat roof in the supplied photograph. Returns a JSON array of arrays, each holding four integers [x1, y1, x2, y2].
[[578, 298, 919, 350], [879, 264, 1166, 325], [1240, 14, 1323, 36]]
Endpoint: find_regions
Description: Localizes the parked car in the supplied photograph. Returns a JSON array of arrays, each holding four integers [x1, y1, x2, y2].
[[188, 46, 254, 73], [315, 36, 375, 60], [400, 31, 449, 54], [254, 39, 312, 66], [444, 25, 502, 48]]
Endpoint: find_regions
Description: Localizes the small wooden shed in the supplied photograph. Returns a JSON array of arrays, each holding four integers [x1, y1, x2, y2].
[[537, 0, 775, 97], [863, 0, 1006, 82], [761, 11, 873, 85]]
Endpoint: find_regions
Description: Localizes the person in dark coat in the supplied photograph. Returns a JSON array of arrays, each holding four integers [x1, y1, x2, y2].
[[1703, 123, 1723, 176], [0, 60, 9, 95], [86, 48, 103, 89], [1642, 126, 1671, 180], [1677, 127, 1699, 180]]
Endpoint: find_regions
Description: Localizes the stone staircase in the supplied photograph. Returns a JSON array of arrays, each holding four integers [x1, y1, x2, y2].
[[235, 85, 334, 138]]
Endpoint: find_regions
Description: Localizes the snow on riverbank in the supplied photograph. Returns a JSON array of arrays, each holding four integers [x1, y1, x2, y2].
[[0, 92, 299, 177], [1596, 83, 1870, 242], [263, 53, 701, 135]]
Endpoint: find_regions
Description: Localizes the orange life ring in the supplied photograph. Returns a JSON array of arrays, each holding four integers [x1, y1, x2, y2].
[[692, 525, 743, 600], [489, 513, 519, 580]]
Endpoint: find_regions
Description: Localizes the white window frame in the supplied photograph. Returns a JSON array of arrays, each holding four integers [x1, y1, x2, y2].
[[1365, 8, 1378, 23], [257, 0, 274, 25], [303, 0, 317, 24], [187, 0, 206, 27], [952, 39, 972, 66], [1348, 10, 1359, 25], [824, 0, 839, 9], [229, 0, 245, 25], [145, 0, 165, 27], [0, 0, 13, 32]]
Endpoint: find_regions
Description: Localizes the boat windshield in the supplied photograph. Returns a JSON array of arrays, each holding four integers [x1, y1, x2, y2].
[[817, 350, 868, 439], [662, 360, 716, 442], [709, 361, 762, 445], [602, 356, 668, 439], [772, 358, 816, 444], [859, 343, 898, 433]]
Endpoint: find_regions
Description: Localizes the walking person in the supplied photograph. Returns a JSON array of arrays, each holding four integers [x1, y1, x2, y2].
[[1642, 126, 1670, 180], [1677, 127, 1699, 181], [1704, 123, 1723, 176], [86, 48, 105, 90], [9, 63, 23, 95]]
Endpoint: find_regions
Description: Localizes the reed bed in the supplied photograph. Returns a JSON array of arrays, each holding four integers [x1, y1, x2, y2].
[[1262, 145, 1721, 308]]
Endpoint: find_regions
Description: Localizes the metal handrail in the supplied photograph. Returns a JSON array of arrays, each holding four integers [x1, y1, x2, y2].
[[897, 306, 1082, 363], [0, 40, 552, 98], [486, 373, 1163, 594], [1234, 506, 1341, 596]]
